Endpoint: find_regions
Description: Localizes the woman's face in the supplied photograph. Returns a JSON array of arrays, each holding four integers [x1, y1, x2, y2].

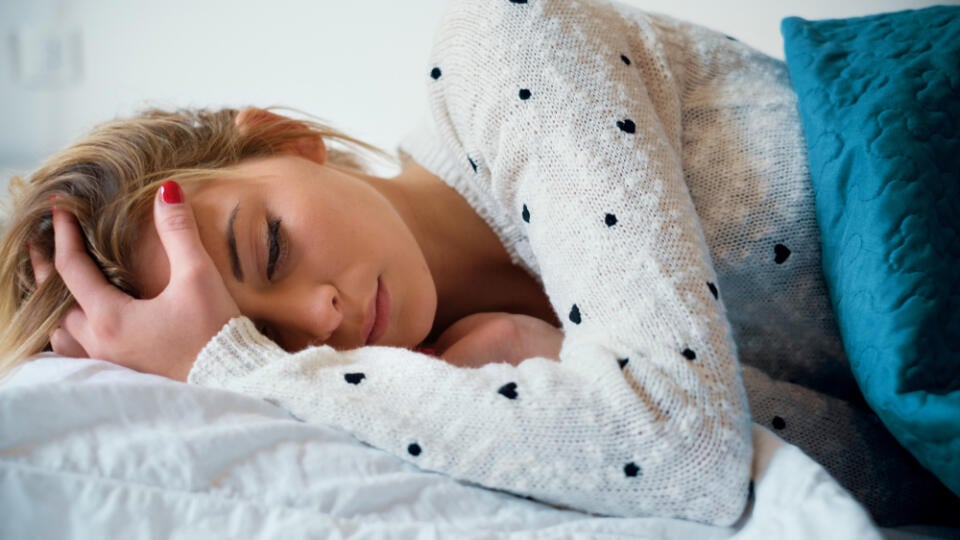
[[134, 154, 438, 352]]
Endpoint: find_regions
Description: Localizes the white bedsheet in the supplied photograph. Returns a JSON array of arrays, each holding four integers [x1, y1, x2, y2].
[[0, 355, 881, 539]]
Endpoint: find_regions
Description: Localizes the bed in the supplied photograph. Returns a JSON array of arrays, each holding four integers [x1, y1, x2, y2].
[[0, 355, 882, 539], [2, 4, 959, 539]]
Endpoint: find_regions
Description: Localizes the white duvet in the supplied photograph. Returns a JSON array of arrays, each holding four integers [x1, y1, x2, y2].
[[0, 355, 881, 539]]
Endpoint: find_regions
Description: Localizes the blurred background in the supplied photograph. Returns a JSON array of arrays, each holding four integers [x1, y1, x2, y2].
[[1, 0, 954, 192]]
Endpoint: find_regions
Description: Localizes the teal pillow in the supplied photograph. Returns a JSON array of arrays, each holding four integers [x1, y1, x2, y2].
[[782, 6, 960, 495]]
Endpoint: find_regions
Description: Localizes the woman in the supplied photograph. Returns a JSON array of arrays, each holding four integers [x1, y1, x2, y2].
[[1, 0, 952, 526]]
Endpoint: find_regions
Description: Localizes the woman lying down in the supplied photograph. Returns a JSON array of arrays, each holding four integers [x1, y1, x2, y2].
[[0, 0, 953, 527]]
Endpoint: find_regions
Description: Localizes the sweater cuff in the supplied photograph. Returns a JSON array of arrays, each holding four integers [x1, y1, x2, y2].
[[187, 316, 285, 387]]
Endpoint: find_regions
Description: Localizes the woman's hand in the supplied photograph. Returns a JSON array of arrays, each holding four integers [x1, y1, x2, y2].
[[433, 312, 563, 368], [31, 181, 240, 381]]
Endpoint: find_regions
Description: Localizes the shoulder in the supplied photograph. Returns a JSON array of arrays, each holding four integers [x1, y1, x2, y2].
[[425, 0, 650, 128], [431, 0, 640, 67]]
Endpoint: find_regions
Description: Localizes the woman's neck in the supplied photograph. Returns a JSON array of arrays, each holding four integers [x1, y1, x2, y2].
[[374, 162, 558, 336]]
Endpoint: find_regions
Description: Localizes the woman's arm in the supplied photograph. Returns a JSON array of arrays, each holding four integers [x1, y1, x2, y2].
[[409, 0, 753, 521]]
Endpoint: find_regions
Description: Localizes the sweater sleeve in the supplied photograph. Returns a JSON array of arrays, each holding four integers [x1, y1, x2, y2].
[[188, 0, 752, 526]]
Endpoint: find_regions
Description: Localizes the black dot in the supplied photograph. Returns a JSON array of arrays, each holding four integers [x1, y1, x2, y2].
[[604, 213, 618, 227], [624, 462, 641, 477], [468, 156, 478, 173], [430, 67, 442, 80], [707, 281, 719, 299], [772, 416, 786, 430], [408, 443, 422, 456], [726, 35, 738, 41], [569, 304, 582, 324], [521, 204, 530, 223], [344, 372, 366, 385], [620, 54, 631, 65], [682, 348, 696, 361], [498, 382, 519, 400], [509, 0, 528, 3], [616, 119, 636, 134], [774, 243, 792, 264], [618, 358, 629, 369], [518, 88, 532, 100]]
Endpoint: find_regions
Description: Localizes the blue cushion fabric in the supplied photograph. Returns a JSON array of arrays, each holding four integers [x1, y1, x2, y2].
[[782, 5, 960, 495]]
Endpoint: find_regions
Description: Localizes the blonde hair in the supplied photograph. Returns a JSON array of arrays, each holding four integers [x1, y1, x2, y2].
[[0, 106, 391, 376]]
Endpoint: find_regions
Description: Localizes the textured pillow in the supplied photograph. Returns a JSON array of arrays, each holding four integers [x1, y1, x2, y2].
[[782, 6, 960, 495]]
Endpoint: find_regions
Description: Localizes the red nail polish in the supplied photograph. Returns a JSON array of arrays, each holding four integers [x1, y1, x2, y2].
[[160, 180, 183, 204]]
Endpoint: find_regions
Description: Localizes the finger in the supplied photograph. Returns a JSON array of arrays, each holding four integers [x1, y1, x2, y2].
[[28, 240, 53, 286], [153, 180, 213, 279], [49, 327, 89, 358], [52, 206, 125, 310]]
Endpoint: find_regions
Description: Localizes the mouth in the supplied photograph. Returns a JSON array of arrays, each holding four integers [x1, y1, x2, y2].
[[365, 276, 390, 345]]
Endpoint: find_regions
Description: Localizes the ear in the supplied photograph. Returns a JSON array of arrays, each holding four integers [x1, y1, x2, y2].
[[235, 107, 327, 165]]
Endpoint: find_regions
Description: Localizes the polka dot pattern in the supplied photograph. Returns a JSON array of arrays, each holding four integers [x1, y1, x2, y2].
[[408, 443, 423, 456], [345, 373, 366, 385], [682, 349, 697, 361], [618, 358, 630, 369], [774, 243, 792, 264], [624, 462, 641, 477], [620, 54, 631, 65], [616, 119, 636, 134], [707, 281, 719, 299], [605, 213, 618, 227], [521, 204, 531, 223], [772, 416, 787, 430], [499, 382, 519, 400], [569, 304, 582, 324], [430, 67, 442, 80], [519, 88, 532, 100]]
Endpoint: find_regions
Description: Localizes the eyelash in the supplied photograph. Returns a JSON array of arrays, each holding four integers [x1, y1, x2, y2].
[[266, 216, 287, 281]]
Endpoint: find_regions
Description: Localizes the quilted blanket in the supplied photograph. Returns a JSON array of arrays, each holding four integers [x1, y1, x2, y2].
[[782, 6, 960, 495]]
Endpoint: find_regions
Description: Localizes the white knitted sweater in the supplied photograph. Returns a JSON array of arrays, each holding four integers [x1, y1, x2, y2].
[[186, 0, 866, 525]]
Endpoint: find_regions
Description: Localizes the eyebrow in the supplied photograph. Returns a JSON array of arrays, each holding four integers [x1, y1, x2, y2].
[[227, 203, 244, 282]]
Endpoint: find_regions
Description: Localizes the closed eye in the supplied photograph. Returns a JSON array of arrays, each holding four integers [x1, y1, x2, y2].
[[266, 217, 284, 281]]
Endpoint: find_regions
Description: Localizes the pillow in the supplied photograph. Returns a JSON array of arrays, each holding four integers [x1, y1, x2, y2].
[[782, 6, 960, 495]]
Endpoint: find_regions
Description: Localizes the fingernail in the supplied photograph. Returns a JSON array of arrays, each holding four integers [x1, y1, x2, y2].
[[159, 180, 184, 204]]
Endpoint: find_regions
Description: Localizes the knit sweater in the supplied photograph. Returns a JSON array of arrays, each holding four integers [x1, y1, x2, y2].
[[185, 0, 854, 525]]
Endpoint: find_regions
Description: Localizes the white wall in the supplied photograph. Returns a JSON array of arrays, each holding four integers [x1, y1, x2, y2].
[[1, 0, 955, 184]]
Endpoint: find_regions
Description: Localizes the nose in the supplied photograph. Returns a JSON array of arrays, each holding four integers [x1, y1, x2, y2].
[[304, 283, 343, 343]]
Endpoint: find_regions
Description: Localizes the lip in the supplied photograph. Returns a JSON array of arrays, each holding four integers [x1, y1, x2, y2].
[[365, 276, 390, 345]]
